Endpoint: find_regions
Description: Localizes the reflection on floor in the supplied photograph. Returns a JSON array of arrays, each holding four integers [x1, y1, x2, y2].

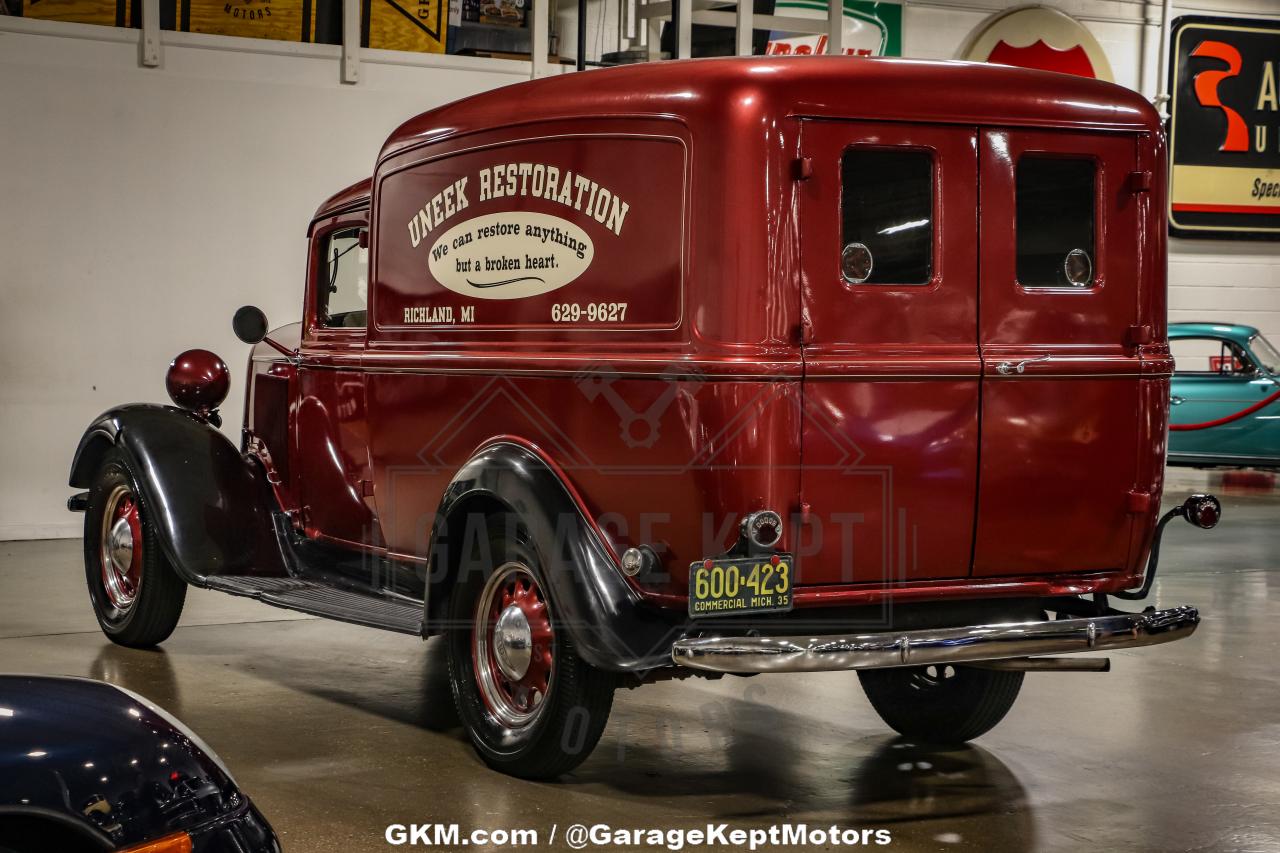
[[1166, 465, 1278, 495], [2, 487, 1277, 852]]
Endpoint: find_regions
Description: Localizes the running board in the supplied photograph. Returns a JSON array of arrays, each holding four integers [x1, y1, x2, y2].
[[203, 576, 423, 635]]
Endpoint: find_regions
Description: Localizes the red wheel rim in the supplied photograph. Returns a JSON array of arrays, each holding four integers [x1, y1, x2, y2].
[[472, 563, 554, 728], [99, 485, 143, 614]]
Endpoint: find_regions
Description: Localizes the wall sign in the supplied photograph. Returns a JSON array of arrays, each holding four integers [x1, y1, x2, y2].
[[180, 0, 311, 41], [959, 6, 1113, 82], [765, 0, 901, 58], [12, 0, 134, 28], [1168, 16, 1280, 239], [367, 0, 448, 53]]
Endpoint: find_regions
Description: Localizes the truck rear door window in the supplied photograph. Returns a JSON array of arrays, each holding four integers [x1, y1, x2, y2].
[[840, 148, 933, 285], [1015, 157, 1096, 288]]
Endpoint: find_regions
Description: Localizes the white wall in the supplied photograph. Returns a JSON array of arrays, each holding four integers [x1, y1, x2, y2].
[[0, 20, 532, 539], [3, 0, 1279, 540], [1168, 239, 1280, 337], [556, 0, 627, 63]]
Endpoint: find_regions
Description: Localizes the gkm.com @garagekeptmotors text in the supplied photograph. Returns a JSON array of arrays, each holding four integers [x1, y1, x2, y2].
[[384, 822, 894, 849]]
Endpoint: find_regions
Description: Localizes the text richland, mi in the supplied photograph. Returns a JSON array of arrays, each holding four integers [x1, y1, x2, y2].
[[406, 163, 631, 248]]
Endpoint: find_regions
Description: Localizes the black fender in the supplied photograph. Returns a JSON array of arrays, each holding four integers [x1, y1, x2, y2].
[[427, 441, 686, 673], [68, 404, 284, 583]]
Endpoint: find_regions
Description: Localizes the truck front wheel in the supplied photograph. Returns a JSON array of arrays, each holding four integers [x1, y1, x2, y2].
[[445, 519, 616, 779], [83, 448, 187, 647], [858, 664, 1023, 743]]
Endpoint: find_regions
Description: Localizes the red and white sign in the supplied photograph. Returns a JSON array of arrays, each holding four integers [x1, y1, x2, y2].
[[959, 6, 1114, 82]]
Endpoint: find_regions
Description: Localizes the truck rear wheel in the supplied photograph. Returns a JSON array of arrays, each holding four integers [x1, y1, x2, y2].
[[445, 518, 616, 779], [83, 449, 187, 647], [858, 664, 1023, 743]]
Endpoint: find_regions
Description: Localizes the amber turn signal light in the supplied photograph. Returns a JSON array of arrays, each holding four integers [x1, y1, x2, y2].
[[118, 831, 193, 853]]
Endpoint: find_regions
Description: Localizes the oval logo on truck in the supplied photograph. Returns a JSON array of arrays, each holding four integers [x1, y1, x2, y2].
[[426, 212, 594, 300]]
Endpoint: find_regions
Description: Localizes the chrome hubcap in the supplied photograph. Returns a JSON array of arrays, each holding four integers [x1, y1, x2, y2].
[[99, 485, 143, 614], [108, 517, 134, 575], [473, 563, 554, 729], [493, 604, 532, 681]]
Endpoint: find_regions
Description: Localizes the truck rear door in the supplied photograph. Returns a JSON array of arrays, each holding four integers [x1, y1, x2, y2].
[[971, 129, 1144, 576], [796, 120, 980, 585]]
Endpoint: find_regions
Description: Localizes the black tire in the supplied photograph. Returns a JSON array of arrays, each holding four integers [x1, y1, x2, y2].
[[83, 448, 187, 647], [858, 664, 1023, 743], [445, 516, 615, 779]]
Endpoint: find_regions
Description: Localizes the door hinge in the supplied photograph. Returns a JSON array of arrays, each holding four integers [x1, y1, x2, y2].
[[1126, 324, 1154, 347], [1127, 489, 1153, 514], [1129, 170, 1152, 193], [793, 157, 813, 181]]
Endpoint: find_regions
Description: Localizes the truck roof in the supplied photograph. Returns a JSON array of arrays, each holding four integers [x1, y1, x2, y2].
[[376, 56, 1162, 166], [311, 177, 372, 228]]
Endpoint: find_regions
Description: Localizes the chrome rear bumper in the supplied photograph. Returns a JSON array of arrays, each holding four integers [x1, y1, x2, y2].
[[670, 605, 1200, 674]]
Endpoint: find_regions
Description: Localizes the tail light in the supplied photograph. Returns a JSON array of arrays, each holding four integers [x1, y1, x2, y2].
[[1182, 494, 1221, 530]]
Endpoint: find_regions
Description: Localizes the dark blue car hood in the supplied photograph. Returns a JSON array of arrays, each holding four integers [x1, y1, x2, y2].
[[0, 675, 244, 849]]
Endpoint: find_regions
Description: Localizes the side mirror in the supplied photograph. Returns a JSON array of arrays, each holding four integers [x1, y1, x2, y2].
[[233, 305, 268, 345]]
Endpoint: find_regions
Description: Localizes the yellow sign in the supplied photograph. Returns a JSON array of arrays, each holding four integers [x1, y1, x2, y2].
[[367, 0, 446, 54], [1171, 165, 1280, 215], [179, 0, 309, 41], [19, 0, 130, 27]]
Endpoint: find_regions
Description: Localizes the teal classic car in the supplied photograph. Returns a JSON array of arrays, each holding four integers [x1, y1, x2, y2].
[[1168, 323, 1280, 469]]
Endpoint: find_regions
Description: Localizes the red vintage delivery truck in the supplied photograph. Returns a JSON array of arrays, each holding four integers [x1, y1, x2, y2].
[[69, 56, 1215, 779]]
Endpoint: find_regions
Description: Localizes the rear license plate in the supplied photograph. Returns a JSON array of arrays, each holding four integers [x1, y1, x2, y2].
[[688, 555, 794, 617]]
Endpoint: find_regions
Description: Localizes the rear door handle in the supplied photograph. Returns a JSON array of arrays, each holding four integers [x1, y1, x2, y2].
[[1171, 395, 1185, 406], [995, 355, 1051, 375]]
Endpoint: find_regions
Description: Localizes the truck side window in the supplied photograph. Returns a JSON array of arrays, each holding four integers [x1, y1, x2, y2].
[[319, 227, 368, 328], [1016, 157, 1096, 288], [840, 148, 933, 285]]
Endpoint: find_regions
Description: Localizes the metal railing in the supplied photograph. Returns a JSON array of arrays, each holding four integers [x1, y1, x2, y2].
[[634, 0, 847, 60]]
